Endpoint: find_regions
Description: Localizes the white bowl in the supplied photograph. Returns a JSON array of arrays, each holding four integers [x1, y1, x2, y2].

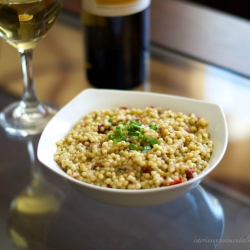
[[37, 89, 228, 207]]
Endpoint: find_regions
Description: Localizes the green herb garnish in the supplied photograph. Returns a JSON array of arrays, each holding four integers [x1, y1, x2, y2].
[[142, 145, 152, 153], [113, 137, 128, 144], [115, 126, 123, 137], [149, 124, 158, 130], [129, 144, 139, 151], [148, 137, 160, 146], [108, 118, 114, 126], [108, 119, 160, 152]]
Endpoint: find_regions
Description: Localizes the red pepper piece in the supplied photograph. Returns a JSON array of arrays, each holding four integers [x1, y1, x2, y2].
[[97, 124, 105, 133], [185, 168, 195, 180], [169, 176, 183, 185], [91, 163, 103, 170], [134, 117, 145, 125], [161, 176, 183, 187], [142, 166, 151, 173]]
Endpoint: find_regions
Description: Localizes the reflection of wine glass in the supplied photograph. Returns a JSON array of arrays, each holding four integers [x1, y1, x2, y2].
[[0, 0, 62, 137], [8, 137, 64, 249]]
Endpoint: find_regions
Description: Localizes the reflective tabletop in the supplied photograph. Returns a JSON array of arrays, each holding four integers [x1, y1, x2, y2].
[[1, 10, 250, 250]]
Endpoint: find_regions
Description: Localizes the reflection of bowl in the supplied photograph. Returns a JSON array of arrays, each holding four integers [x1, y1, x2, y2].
[[37, 89, 228, 207]]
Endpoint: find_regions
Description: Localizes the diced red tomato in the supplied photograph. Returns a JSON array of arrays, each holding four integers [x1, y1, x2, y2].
[[185, 168, 195, 180], [141, 166, 151, 173]]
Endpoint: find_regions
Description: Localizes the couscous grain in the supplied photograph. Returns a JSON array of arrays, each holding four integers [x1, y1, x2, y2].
[[54, 106, 214, 189]]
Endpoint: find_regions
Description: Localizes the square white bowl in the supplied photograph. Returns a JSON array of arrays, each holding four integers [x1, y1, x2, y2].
[[37, 88, 228, 207]]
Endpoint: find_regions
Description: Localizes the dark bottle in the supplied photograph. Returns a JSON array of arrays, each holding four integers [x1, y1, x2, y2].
[[81, 0, 150, 89]]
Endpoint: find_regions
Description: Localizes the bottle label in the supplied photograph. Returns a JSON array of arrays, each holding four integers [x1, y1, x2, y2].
[[82, 0, 151, 17]]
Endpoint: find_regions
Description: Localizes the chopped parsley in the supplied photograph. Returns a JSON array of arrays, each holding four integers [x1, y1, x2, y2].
[[108, 119, 159, 152]]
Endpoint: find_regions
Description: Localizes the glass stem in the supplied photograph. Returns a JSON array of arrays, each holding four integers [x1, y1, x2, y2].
[[27, 138, 45, 184], [19, 49, 40, 107]]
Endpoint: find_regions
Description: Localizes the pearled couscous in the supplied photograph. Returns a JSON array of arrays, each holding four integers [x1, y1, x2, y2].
[[54, 106, 214, 190]]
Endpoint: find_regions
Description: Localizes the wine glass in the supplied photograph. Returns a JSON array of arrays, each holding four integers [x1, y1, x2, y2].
[[0, 0, 62, 137]]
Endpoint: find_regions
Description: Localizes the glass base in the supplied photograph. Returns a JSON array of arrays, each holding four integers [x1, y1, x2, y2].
[[8, 180, 64, 249], [0, 101, 60, 137]]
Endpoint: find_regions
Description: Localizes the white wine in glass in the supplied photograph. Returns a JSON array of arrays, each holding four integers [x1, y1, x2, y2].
[[0, 0, 62, 137]]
